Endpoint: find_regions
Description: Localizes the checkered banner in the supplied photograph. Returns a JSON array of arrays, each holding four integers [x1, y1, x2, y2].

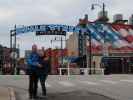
[[11, 24, 86, 35]]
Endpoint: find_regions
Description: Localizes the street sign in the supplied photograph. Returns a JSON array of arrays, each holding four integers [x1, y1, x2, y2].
[[36, 30, 66, 36]]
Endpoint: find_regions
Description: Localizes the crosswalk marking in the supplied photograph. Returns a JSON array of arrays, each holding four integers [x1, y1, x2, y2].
[[37, 79, 133, 88], [120, 80, 133, 83], [81, 81, 99, 85], [58, 81, 75, 87], [38, 82, 51, 88], [100, 80, 117, 84]]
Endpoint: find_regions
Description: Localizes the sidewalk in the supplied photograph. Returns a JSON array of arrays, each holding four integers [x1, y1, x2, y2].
[[0, 87, 16, 100]]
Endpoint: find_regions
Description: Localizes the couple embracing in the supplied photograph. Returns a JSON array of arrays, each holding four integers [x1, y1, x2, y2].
[[27, 44, 51, 99]]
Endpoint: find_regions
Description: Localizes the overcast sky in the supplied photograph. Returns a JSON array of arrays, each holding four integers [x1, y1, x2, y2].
[[0, 0, 133, 56]]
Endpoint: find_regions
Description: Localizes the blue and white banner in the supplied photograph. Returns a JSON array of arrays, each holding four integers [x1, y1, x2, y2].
[[11, 24, 85, 35]]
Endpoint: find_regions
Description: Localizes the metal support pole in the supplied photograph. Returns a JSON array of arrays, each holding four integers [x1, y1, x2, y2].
[[103, 3, 105, 18], [85, 33, 89, 75], [88, 30, 92, 75], [13, 25, 17, 75], [91, 2, 107, 22], [61, 36, 63, 67], [14, 25, 17, 54], [10, 31, 12, 53], [94, 62, 96, 74], [10, 31, 13, 74], [67, 62, 70, 76]]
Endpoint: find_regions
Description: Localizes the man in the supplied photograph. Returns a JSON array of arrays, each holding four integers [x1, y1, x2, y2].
[[27, 44, 41, 99]]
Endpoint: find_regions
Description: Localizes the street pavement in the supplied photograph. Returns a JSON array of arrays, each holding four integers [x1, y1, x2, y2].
[[0, 87, 10, 100], [0, 75, 133, 100]]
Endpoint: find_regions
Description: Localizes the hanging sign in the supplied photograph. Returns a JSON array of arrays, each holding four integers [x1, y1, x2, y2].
[[11, 24, 84, 35]]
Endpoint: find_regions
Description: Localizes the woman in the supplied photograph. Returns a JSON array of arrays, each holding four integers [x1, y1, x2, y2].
[[38, 50, 51, 96]]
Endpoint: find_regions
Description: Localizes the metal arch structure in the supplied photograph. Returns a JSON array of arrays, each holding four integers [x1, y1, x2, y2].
[[10, 24, 88, 52], [11, 24, 86, 35], [10, 24, 92, 75]]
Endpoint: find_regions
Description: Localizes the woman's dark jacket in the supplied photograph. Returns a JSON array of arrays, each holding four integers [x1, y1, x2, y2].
[[37, 57, 51, 76]]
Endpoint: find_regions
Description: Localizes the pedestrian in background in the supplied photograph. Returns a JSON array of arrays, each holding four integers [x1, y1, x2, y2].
[[27, 44, 42, 99]]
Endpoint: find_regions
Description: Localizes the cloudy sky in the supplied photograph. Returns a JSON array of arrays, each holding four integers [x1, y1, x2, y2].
[[0, 0, 133, 56]]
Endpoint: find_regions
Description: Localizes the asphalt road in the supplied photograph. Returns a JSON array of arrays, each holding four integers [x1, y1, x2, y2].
[[0, 75, 133, 100]]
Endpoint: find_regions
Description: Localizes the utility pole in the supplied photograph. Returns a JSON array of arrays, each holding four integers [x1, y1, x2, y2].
[[103, 3, 105, 19], [88, 29, 92, 75], [10, 30, 13, 74], [10, 25, 17, 75], [91, 2, 109, 75]]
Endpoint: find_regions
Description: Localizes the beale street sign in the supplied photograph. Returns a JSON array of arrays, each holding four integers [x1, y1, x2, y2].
[[11, 24, 84, 36]]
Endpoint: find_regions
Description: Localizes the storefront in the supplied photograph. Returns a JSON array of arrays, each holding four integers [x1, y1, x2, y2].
[[101, 56, 133, 74]]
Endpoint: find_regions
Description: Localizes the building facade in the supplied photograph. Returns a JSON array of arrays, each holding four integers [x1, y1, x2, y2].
[[66, 14, 133, 74], [0, 45, 20, 74], [66, 33, 79, 56]]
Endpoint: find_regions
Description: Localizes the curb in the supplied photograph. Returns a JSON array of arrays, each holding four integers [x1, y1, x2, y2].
[[8, 87, 16, 100]]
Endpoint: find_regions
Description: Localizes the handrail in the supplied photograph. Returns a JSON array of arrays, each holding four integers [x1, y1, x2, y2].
[[58, 67, 104, 75]]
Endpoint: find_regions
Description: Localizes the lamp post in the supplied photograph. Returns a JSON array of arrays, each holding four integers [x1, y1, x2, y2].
[[14, 25, 17, 75], [10, 25, 17, 75], [91, 3, 108, 56], [91, 3, 108, 74], [91, 3, 108, 22], [10, 30, 13, 74]]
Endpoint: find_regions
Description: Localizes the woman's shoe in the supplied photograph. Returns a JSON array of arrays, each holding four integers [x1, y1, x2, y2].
[[33, 95, 39, 99], [42, 92, 46, 96], [29, 94, 33, 100]]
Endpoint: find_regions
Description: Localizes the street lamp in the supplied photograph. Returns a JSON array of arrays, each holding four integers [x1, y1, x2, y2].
[[10, 25, 17, 75], [91, 2, 109, 55], [91, 3, 109, 74], [91, 3, 108, 22]]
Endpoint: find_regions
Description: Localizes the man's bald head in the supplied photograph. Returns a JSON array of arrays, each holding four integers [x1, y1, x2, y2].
[[32, 44, 38, 52]]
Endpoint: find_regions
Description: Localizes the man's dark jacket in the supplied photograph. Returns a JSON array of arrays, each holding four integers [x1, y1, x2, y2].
[[27, 52, 40, 74]]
